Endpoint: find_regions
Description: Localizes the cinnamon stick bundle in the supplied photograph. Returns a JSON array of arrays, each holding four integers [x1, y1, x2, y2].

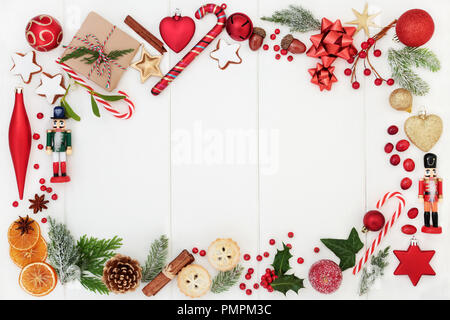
[[124, 15, 167, 55], [142, 249, 194, 297]]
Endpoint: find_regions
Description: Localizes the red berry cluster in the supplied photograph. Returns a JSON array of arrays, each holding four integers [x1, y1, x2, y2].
[[191, 247, 206, 256], [263, 29, 294, 62], [385, 125, 415, 190], [259, 268, 277, 292]]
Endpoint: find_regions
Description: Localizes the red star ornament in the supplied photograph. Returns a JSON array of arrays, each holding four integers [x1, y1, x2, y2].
[[393, 238, 436, 286]]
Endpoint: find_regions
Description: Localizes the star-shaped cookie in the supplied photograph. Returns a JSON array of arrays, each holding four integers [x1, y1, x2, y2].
[[131, 46, 163, 83], [36, 73, 66, 104], [210, 39, 242, 70], [11, 51, 42, 83], [346, 3, 380, 36]]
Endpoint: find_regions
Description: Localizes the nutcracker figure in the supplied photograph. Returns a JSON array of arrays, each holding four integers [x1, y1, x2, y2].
[[419, 153, 442, 234], [46, 106, 71, 183]]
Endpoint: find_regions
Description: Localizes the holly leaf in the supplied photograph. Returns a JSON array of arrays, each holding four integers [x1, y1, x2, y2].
[[272, 243, 292, 276], [271, 274, 304, 295], [320, 227, 364, 271]]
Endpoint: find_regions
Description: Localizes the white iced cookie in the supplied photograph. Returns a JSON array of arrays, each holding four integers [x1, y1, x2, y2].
[[207, 238, 240, 271], [36, 72, 66, 104], [177, 264, 211, 298], [11, 51, 42, 83], [210, 39, 242, 70]]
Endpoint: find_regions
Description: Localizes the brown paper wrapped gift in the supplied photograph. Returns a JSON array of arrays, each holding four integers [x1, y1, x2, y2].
[[61, 11, 140, 91]]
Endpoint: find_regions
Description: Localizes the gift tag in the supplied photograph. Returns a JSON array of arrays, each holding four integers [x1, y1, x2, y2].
[[404, 110, 442, 152]]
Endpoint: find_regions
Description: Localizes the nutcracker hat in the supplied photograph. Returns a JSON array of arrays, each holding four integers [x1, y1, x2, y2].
[[424, 153, 437, 168], [51, 106, 68, 119]]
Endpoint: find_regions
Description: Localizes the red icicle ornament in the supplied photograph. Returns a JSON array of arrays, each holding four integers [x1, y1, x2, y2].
[[9, 87, 32, 199]]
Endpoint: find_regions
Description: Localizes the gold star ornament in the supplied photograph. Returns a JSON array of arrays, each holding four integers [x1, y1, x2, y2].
[[346, 3, 380, 36], [131, 46, 163, 83]]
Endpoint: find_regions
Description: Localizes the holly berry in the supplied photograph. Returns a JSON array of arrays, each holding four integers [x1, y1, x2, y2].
[[51, 194, 58, 200], [396, 139, 410, 152], [373, 49, 382, 57], [39, 178, 45, 184], [33, 133, 40, 140], [37, 144, 44, 150], [273, 45, 280, 51], [46, 187, 53, 193], [358, 51, 367, 59], [408, 207, 419, 219], [361, 41, 369, 49], [344, 68, 352, 76], [352, 81, 360, 89], [239, 283, 246, 290], [256, 255, 262, 261], [387, 78, 395, 86], [367, 38, 375, 45], [374, 78, 382, 86], [248, 268, 254, 274], [253, 283, 259, 289], [244, 254, 251, 261], [274, 29, 280, 34], [280, 49, 287, 55], [33, 164, 39, 169], [347, 57, 355, 64], [40, 185, 47, 191], [403, 159, 415, 172], [246, 289, 252, 295], [267, 286, 274, 292], [275, 54, 281, 60], [269, 239, 275, 245], [245, 274, 251, 280], [37, 113, 44, 119], [41, 217, 47, 223], [270, 34, 276, 40], [363, 68, 371, 76], [384, 143, 394, 154], [263, 44, 269, 50], [192, 247, 199, 254], [387, 125, 399, 135], [199, 250, 206, 256], [314, 247, 320, 253], [401, 177, 412, 190], [390, 154, 401, 166], [287, 55, 293, 62], [263, 252, 270, 258], [286, 244, 292, 249], [12, 201, 19, 207], [288, 232, 294, 238], [297, 257, 304, 264]]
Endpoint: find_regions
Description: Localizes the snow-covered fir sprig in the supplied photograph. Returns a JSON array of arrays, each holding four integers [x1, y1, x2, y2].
[[211, 265, 244, 293], [142, 235, 169, 282], [358, 246, 390, 296], [261, 5, 320, 33]]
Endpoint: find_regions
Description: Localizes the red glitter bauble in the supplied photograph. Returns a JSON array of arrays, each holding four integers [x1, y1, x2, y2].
[[396, 9, 434, 47], [309, 259, 342, 294], [363, 210, 385, 232], [225, 13, 253, 41], [25, 14, 63, 52]]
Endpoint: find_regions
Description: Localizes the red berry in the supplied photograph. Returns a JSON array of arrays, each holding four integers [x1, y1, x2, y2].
[[270, 34, 276, 40], [314, 247, 320, 253], [239, 283, 246, 290], [352, 81, 360, 89], [280, 49, 287, 55], [273, 45, 280, 51], [287, 55, 293, 62], [401, 177, 412, 190], [256, 255, 262, 261], [361, 42, 369, 49], [245, 274, 251, 280], [367, 38, 375, 45], [288, 232, 294, 238], [37, 144, 44, 150], [363, 68, 371, 76], [403, 158, 415, 172], [199, 250, 206, 256], [248, 268, 254, 274], [263, 252, 269, 258], [192, 247, 199, 254], [253, 283, 259, 289], [12, 201, 19, 207], [51, 194, 58, 200], [347, 57, 355, 64], [33, 133, 40, 140], [267, 277, 273, 283], [396, 139, 410, 152], [269, 239, 275, 245], [373, 49, 382, 57], [344, 68, 352, 76], [390, 154, 401, 166], [46, 187, 53, 193], [387, 125, 399, 135], [275, 54, 281, 60], [260, 280, 268, 287], [374, 78, 383, 86], [263, 44, 269, 50], [39, 178, 45, 184], [359, 51, 367, 58], [286, 244, 292, 249], [244, 254, 251, 261], [33, 164, 39, 169], [246, 289, 252, 295], [387, 78, 395, 86], [297, 257, 304, 264], [408, 207, 419, 219], [274, 29, 280, 34], [384, 143, 394, 154], [41, 217, 47, 223], [37, 113, 44, 119], [40, 185, 47, 191], [265, 268, 271, 273], [268, 286, 274, 292]]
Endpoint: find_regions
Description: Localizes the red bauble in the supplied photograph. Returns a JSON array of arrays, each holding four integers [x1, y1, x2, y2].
[[396, 9, 434, 47], [25, 14, 63, 51], [363, 210, 385, 232], [159, 12, 195, 53], [309, 259, 342, 294], [225, 13, 253, 41]]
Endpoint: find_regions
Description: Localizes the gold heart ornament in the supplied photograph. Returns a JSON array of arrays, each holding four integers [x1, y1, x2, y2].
[[404, 113, 443, 152]]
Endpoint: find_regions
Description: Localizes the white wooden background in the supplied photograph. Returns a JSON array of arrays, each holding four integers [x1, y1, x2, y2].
[[1, 0, 449, 300]]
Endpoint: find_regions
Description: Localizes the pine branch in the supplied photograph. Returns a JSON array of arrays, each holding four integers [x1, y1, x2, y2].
[[80, 274, 110, 295], [358, 246, 390, 296], [61, 47, 133, 65], [61, 47, 97, 63], [142, 235, 169, 282], [261, 5, 320, 32], [211, 265, 244, 293], [47, 217, 80, 284]]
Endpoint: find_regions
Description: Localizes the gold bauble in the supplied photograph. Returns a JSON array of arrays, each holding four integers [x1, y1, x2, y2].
[[389, 88, 412, 112]]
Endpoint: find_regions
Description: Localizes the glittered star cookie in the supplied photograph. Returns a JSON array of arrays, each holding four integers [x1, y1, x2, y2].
[[346, 3, 380, 36], [131, 46, 163, 83], [210, 39, 242, 70], [11, 51, 42, 83], [36, 72, 66, 104]]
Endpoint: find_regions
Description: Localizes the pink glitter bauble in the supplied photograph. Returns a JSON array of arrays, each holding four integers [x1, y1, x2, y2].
[[308, 259, 342, 294]]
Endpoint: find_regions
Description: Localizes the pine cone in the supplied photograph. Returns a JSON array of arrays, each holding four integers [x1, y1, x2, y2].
[[102, 254, 142, 294]]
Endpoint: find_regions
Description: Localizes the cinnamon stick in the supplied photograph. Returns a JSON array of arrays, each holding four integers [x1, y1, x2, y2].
[[124, 15, 167, 54], [142, 249, 194, 297]]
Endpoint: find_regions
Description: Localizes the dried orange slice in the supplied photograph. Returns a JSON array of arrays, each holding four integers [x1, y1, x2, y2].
[[7, 216, 40, 251], [10, 236, 47, 268], [19, 262, 57, 296]]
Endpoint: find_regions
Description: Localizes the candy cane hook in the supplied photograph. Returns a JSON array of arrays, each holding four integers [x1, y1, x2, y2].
[[151, 3, 227, 96], [353, 191, 406, 275]]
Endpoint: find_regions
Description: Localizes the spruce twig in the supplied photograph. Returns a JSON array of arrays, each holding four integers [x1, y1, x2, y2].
[[211, 265, 244, 293], [61, 47, 134, 65], [261, 5, 320, 32], [358, 246, 390, 296], [141, 235, 169, 282]]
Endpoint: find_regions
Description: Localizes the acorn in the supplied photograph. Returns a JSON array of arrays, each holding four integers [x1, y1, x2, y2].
[[248, 27, 266, 51], [281, 34, 306, 54]]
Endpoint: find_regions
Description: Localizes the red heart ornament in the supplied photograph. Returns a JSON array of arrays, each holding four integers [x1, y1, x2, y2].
[[159, 14, 195, 53]]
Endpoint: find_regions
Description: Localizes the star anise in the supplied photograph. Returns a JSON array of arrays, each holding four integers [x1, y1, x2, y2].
[[14, 215, 35, 235], [28, 194, 49, 213]]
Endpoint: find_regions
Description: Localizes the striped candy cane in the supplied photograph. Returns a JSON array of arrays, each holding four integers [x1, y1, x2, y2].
[[56, 59, 135, 119], [353, 191, 406, 275], [151, 3, 227, 96]]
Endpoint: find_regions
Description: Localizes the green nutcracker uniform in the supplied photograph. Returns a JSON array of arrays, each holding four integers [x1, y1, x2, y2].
[[46, 106, 72, 183]]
